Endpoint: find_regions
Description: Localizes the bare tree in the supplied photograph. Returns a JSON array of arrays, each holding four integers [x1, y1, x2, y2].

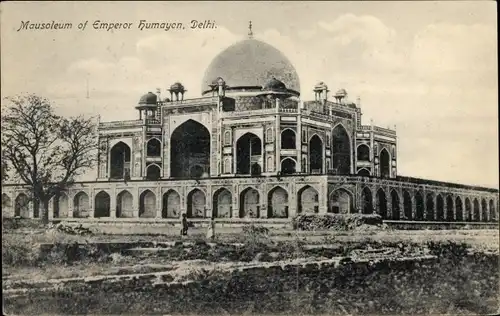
[[1, 94, 98, 223]]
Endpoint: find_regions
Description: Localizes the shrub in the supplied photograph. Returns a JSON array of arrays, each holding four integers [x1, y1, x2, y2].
[[292, 213, 383, 231]]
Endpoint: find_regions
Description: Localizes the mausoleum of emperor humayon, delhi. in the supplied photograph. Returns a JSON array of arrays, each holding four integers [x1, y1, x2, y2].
[[2, 24, 499, 225]]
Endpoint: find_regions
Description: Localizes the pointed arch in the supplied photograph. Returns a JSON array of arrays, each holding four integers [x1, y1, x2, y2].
[[94, 191, 111, 218], [53, 193, 69, 218], [213, 188, 232, 218], [357, 144, 370, 161], [403, 190, 412, 220], [380, 148, 390, 178], [15, 193, 30, 218], [445, 195, 454, 221], [489, 199, 496, 222], [357, 168, 370, 177], [73, 191, 90, 218], [309, 134, 323, 174], [268, 186, 289, 218], [110, 141, 131, 179], [455, 196, 463, 221], [281, 129, 296, 149], [465, 198, 472, 221], [473, 198, 480, 222], [116, 190, 133, 218], [391, 190, 400, 220], [187, 189, 206, 218], [331, 124, 351, 175], [415, 191, 424, 221], [425, 193, 435, 221], [481, 199, 488, 222], [146, 164, 161, 180], [298, 185, 319, 214], [436, 194, 444, 221], [361, 187, 373, 214], [146, 138, 162, 157], [239, 187, 260, 218], [236, 133, 262, 175], [281, 157, 297, 175], [376, 188, 388, 219], [139, 190, 156, 218], [170, 119, 210, 178], [329, 188, 353, 214], [162, 189, 180, 218]]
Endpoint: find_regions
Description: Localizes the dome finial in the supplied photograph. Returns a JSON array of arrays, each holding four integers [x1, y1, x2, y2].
[[248, 21, 253, 39]]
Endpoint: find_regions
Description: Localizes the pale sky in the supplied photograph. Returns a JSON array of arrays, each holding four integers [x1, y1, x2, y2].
[[1, 1, 498, 188]]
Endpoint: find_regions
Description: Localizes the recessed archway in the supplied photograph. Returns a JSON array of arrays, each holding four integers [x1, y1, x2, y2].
[[110, 142, 131, 179], [268, 186, 289, 218], [73, 192, 90, 218], [162, 190, 180, 218], [446, 195, 454, 221], [380, 149, 390, 178], [415, 192, 424, 221], [187, 189, 206, 218], [139, 190, 156, 218], [94, 191, 111, 218], [53, 193, 69, 218], [425, 193, 435, 221], [403, 190, 412, 220], [361, 187, 373, 214], [455, 197, 463, 221], [473, 198, 480, 222], [357, 144, 370, 161], [281, 158, 296, 175], [239, 187, 260, 218], [213, 188, 232, 218], [146, 138, 162, 157], [15, 193, 30, 218], [2, 194, 13, 217], [481, 199, 488, 222], [436, 194, 444, 221], [146, 164, 161, 180], [236, 133, 262, 175], [376, 189, 388, 219], [116, 190, 133, 218], [170, 120, 210, 178], [465, 198, 472, 222], [332, 125, 351, 175], [309, 135, 323, 174], [489, 199, 496, 222], [329, 188, 353, 214], [357, 168, 370, 177], [391, 190, 400, 220], [281, 129, 296, 149], [298, 185, 319, 214]]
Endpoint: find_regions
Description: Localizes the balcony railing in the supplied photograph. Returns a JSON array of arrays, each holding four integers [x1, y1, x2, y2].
[[99, 119, 142, 129]]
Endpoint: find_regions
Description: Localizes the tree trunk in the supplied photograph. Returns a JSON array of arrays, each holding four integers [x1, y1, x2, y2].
[[40, 200, 50, 224]]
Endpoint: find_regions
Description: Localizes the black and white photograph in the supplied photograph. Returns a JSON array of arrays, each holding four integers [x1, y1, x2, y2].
[[1, 1, 498, 315]]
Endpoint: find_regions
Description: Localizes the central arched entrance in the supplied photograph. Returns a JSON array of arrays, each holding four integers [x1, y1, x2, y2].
[[268, 186, 288, 218], [332, 125, 351, 175], [236, 133, 262, 175], [309, 135, 323, 174], [170, 120, 210, 178], [110, 142, 131, 179]]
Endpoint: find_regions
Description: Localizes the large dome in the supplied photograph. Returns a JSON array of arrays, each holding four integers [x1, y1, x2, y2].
[[201, 39, 300, 94]]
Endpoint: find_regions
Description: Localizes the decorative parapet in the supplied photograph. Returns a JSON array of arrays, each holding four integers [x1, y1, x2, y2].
[[99, 119, 143, 129], [161, 97, 219, 108]]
